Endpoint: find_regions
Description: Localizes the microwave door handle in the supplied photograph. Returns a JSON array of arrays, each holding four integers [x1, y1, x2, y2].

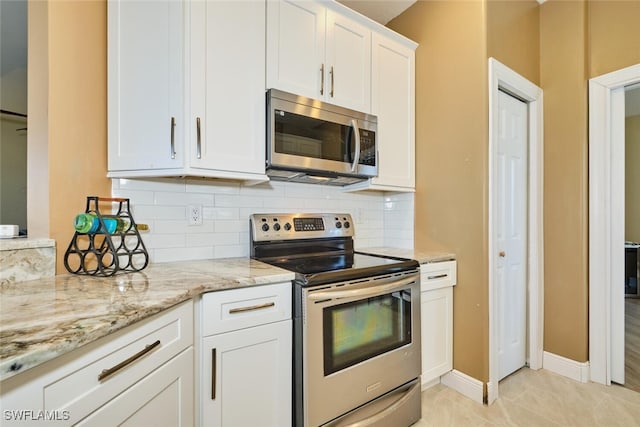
[[350, 119, 360, 173], [308, 274, 417, 301], [346, 124, 354, 164]]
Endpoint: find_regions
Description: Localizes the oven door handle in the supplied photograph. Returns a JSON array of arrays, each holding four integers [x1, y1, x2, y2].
[[308, 274, 417, 301]]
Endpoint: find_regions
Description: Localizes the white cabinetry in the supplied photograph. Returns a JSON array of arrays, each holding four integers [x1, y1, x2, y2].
[[420, 261, 456, 389], [199, 283, 292, 427], [108, 0, 185, 172], [188, 0, 266, 179], [346, 32, 416, 192], [266, 0, 371, 113], [0, 301, 194, 426], [108, 0, 268, 182]]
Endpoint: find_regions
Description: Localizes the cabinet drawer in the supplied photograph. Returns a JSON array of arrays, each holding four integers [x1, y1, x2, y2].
[[43, 300, 193, 423], [420, 260, 457, 291], [201, 282, 292, 336]]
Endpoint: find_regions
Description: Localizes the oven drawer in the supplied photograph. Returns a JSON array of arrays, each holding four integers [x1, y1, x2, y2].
[[420, 260, 457, 291], [201, 282, 292, 336]]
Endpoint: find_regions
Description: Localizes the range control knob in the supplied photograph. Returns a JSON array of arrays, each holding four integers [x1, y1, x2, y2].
[[273, 223, 281, 231], [335, 222, 342, 229], [344, 221, 350, 229], [284, 223, 292, 231], [261, 223, 270, 232]]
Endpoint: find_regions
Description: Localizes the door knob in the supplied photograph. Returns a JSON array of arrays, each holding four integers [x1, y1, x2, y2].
[[499, 251, 506, 257]]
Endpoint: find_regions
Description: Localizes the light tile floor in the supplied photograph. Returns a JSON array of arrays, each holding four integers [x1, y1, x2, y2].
[[415, 368, 640, 426]]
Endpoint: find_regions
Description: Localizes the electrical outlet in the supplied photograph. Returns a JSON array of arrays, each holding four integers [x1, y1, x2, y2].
[[188, 205, 203, 226]]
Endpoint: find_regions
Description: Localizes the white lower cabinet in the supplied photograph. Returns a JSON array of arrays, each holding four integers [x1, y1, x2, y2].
[[199, 283, 292, 427], [0, 301, 194, 426], [77, 347, 194, 427], [420, 261, 457, 388]]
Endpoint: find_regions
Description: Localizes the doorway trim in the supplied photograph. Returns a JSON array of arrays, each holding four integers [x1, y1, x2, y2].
[[589, 63, 640, 385], [487, 58, 544, 404]]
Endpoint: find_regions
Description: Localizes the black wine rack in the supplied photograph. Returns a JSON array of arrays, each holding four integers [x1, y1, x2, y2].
[[64, 196, 149, 276]]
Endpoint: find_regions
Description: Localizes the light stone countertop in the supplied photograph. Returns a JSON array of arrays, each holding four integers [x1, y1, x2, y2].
[[0, 237, 55, 251], [357, 247, 456, 264], [0, 258, 294, 382]]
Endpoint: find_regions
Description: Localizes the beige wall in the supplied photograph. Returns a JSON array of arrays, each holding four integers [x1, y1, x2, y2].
[[391, 0, 640, 380], [28, 0, 110, 273], [627, 116, 640, 243], [487, 0, 540, 85], [389, 0, 490, 382], [588, 0, 640, 78], [539, 0, 590, 362]]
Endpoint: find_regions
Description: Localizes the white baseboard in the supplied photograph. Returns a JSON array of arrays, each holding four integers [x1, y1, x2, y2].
[[421, 376, 441, 391], [486, 381, 498, 405], [441, 370, 484, 404], [543, 351, 590, 383]]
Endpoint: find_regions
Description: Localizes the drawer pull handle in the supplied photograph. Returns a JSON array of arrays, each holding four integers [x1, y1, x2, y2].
[[427, 273, 448, 280], [211, 348, 217, 400], [98, 340, 161, 381], [229, 301, 275, 314], [196, 117, 202, 159], [170, 116, 176, 159]]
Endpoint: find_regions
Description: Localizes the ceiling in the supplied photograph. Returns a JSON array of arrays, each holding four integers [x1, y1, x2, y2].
[[338, 0, 417, 25]]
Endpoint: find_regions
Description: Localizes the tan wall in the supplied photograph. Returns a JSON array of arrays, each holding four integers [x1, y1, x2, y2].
[[487, 0, 540, 85], [539, 0, 590, 362], [588, 0, 640, 78], [28, 0, 110, 273], [388, 1, 490, 382], [626, 116, 640, 242]]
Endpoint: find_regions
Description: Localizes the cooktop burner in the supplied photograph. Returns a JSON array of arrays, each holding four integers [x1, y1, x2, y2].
[[250, 213, 418, 287]]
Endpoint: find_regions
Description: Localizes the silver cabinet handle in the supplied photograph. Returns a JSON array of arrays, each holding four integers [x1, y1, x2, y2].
[[211, 348, 217, 400], [350, 119, 360, 173], [427, 273, 448, 280], [320, 63, 325, 96], [196, 117, 202, 159], [228, 301, 275, 314], [170, 117, 176, 159], [330, 65, 334, 97], [98, 340, 161, 381]]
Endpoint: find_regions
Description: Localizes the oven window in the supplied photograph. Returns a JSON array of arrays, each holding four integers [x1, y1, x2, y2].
[[323, 290, 412, 376]]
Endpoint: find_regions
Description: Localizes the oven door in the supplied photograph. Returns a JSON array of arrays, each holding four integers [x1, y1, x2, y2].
[[302, 270, 420, 427]]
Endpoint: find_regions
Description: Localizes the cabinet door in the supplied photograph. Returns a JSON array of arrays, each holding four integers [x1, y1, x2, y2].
[[76, 348, 194, 427], [421, 287, 453, 386], [189, 0, 266, 176], [108, 0, 184, 172], [370, 33, 415, 189], [266, 0, 326, 100], [202, 321, 292, 427], [325, 10, 371, 112]]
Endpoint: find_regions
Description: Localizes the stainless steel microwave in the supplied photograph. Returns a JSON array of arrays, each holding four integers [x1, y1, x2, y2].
[[266, 89, 378, 185]]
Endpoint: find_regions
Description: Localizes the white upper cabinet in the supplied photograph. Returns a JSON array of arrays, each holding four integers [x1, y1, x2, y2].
[[108, 0, 185, 172], [267, 0, 371, 113], [108, 0, 268, 182], [346, 32, 416, 192], [189, 0, 266, 179]]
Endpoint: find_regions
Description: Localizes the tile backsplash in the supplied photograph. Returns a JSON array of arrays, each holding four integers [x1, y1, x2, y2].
[[112, 178, 414, 263]]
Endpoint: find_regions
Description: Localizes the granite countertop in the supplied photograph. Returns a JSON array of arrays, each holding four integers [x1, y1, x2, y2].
[[0, 237, 55, 251], [358, 247, 456, 264], [0, 258, 293, 382]]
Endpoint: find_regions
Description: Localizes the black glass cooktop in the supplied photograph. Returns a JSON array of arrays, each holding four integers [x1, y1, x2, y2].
[[265, 252, 419, 287]]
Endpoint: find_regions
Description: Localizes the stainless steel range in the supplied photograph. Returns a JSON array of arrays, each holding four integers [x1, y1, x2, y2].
[[250, 213, 421, 427]]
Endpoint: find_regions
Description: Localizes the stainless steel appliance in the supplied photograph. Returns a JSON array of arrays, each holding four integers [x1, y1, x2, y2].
[[266, 89, 378, 185], [250, 213, 421, 427]]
